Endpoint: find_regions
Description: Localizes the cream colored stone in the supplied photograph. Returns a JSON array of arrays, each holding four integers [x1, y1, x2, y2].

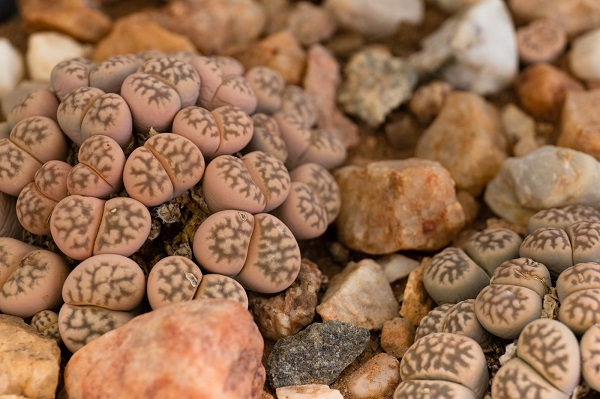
[[26, 31, 91, 82], [0, 39, 24, 97], [0, 315, 61, 399], [346, 353, 400, 398], [316, 259, 399, 330], [276, 384, 343, 399], [376, 254, 420, 283]]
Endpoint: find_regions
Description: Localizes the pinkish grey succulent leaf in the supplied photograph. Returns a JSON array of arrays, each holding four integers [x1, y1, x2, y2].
[[245, 66, 285, 114], [80, 92, 133, 148], [67, 135, 126, 198], [274, 181, 328, 240], [463, 228, 523, 276], [581, 323, 600, 391], [0, 237, 38, 288], [194, 273, 248, 309], [394, 380, 479, 399], [89, 54, 143, 94], [274, 111, 312, 164], [208, 55, 245, 76], [31, 309, 62, 344], [57, 86, 105, 144], [172, 106, 221, 156], [147, 255, 203, 310], [62, 254, 145, 311], [189, 56, 224, 108], [210, 75, 257, 114], [280, 85, 318, 128], [519, 227, 572, 276], [0, 249, 70, 318], [247, 113, 288, 162], [50, 57, 95, 101], [567, 220, 600, 265], [241, 151, 291, 212], [210, 105, 253, 157], [138, 56, 201, 108], [7, 88, 59, 128], [422, 300, 491, 347], [289, 162, 341, 224], [556, 262, 600, 334], [414, 303, 454, 342]]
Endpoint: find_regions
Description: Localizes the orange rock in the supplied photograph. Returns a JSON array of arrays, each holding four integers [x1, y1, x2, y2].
[[558, 89, 600, 161], [400, 258, 436, 326]]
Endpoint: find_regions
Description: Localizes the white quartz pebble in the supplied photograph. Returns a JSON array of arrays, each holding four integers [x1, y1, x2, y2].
[[276, 384, 343, 399], [0, 38, 24, 97], [569, 28, 600, 82], [26, 32, 91, 82]]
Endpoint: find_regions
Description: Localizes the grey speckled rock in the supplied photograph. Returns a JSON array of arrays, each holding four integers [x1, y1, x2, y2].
[[267, 321, 370, 389], [484, 145, 600, 224]]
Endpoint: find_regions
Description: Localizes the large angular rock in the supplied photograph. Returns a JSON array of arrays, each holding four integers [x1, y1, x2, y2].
[[558, 90, 600, 160], [334, 159, 465, 254], [415, 91, 508, 196], [0, 315, 61, 399], [65, 300, 265, 399], [316, 259, 399, 330], [484, 146, 600, 225]]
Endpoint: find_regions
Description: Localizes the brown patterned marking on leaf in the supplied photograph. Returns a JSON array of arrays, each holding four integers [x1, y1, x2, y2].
[[558, 262, 600, 290], [79, 135, 119, 178], [522, 228, 570, 252], [251, 68, 283, 97], [126, 149, 171, 198], [425, 247, 473, 285], [58, 86, 102, 115], [394, 381, 459, 399], [207, 212, 253, 264], [94, 200, 149, 251], [154, 258, 199, 303], [475, 284, 530, 325], [304, 164, 340, 220], [282, 86, 316, 124], [414, 303, 454, 340], [0, 244, 9, 270], [140, 56, 200, 87], [469, 228, 519, 252], [36, 162, 67, 194], [561, 289, 600, 329], [307, 128, 344, 152], [16, 184, 48, 231], [224, 76, 254, 96], [199, 276, 245, 302], [1, 251, 49, 297], [519, 321, 572, 383], [570, 221, 600, 251], [98, 54, 139, 70], [493, 363, 551, 398], [181, 107, 219, 138], [149, 134, 201, 178], [51, 196, 96, 253], [84, 94, 123, 129], [215, 106, 253, 141], [10, 116, 50, 148], [246, 152, 289, 199], [563, 204, 600, 221], [128, 74, 175, 107], [54, 58, 92, 80], [293, 183, 327, 231], [59, 305, 121, 348], [11, 91, 35, 113], [215, 157, 263, 203], [68, 167, 99, 191], [444, 300, 477, 334], [0, 140, 25, 178]]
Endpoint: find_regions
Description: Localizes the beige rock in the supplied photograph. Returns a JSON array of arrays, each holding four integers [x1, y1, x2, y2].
[[0, 39, 24, 97], [558, 90, 600, 161], [249, 259, 322, 341], [0, 315, 61, 399], [455, 191, 480, 225], [415, 91, 508, 196], [346, 353, 400, 398], [516, 18, 566, 64], [234, 31, 306, 85], [287, 2, 337, 46], [261, 390, 276, 399], [400, 258, 435, 326], [92, 13, 196, 62], [569, 28, 600, 83], [335, 159, 465, 254], [275, 384, 343, 399], [26, 32, 91, 82], [316, 259, 399, 330], [515, 63, 583, 122], [501, 104, 536, 149], [304, 44, 359, 149], [380, 317, 416, 359], [376, 254, 420, 283], [65, 300, 265, 399], [408, 80, 452, 125], [19, 0, 111, 43]]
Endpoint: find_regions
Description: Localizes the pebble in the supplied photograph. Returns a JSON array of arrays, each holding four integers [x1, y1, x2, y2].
[[65, 300, 265, 399], [515, 63, 583, 122], [267, 321, 370, 389], [304, 44, 359, 149], [346, 353, 400, 398], [408, 80, 452, 125], [275, 384, 343, 399], [19, 0, 111, 43], [249, 258, 322, 341], [316, 259, 399, 330], [516, 18, 566, 64], [0, 314, 61, 399], [92, 13, 196, 62], [324, 0, 424, 38], [558, 89, 600, 161], [383, 113, 421, 150], [380, 317, 416, 359], [338, 46, 417, 127], [399, 258, 436, 326], [508, 0, 600, 37], [375, 253, 420, 283], [569, 28, 600, 83], [484, 145, 600, 225], [26, 31, 91, 82], [335, 159, 465, 254], [409, 0, 517, 95], [500, 104, 538, 157], [415, 91, 508, 196], [0, 39, 24, 97], [286, 2, 337, 46], [431, 0, 481, 13]]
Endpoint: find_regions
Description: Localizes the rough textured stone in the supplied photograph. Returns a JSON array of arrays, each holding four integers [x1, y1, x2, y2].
[[346, 353, 400, 398], [0, 315, 61, 399], [286, 2, 337, 46], [484, 145, 600, 225], [275, 384, 343, 399], [380, 317, 416, 359], [515, 63, 583, 122], [558, 90, 600, 161], [516, 18, 566, 65], [509, 0, 600, 37], [316, 259, 399, 330], [410, 0, 517, 95], [304, 44, 359, 149], [19, 0, 111, 43], [399, 258, 436, 327], [267, 321, 370, 389], [501, 104, 539, 157], [408, 80, 452, 125], [335, 159, 465, 254], [338, 46, 417, 127], [92, 13, 196, 62], [65, 300, 265, 399], [415, 91, 508, 196], [249, 258, 322, 341]]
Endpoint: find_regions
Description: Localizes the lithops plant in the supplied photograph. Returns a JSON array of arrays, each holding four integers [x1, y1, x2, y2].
[[244, 66, 285, 114], [246, 113, 288, 162], [123, 133, 205, 207], [555, 262, 600, 334], [394, 332, 489, 399], [580, 323, 600, 391], [0, 115, 68, 196], [202, 151, 290, 214], [0, 248, 70, 318], [16, 160, 71, 235], [31, 309, 61, 344], [59, 254, 145, 352], [193, 210, 301, 293], [6, 88, 59, 128], [423, 228, 523, 304], [50, 57, 95, 101], [491, 319, 580, 399], [193, 273, 248, 308], [50, 195, 151, 260], [526, 204, 600, 233], [475, 258, 551, 339], [88, 54, 143, 94]]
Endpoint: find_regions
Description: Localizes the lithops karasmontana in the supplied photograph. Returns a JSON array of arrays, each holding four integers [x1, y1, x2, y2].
[[526, 204, 600, 233], [67, 135, 126, 198], [31, 309, 61, 344], [555, 262, 600, 334], [244, 66, 285, 114], [246, 113, 288, 163], [49, 57, 95, 101], [59, 254, 145, 352], [475, 258, 551, 339], [123, 133, 205, 207], [0, 115, 68, 196], [193, 210, 301, 293], [491, 319, 580, 399], [138, 56, 201, 108], [7, 88, 59, 128], [580, 323, 600, 391], [0, 249, 70, 318], [88, 54, 143, 94], [194, 274, 248, 309], [50, 195, 151, 260], [202, 151, 290, 214], [395, 332, 489, 399], [146, 255, 203, 309], [16, 160, 71, 235]]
